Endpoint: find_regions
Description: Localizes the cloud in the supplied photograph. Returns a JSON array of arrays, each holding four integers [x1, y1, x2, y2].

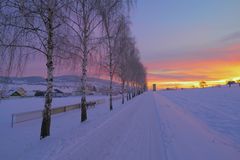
[[145, 42, 240, 85], [221, 31, 240, 42]]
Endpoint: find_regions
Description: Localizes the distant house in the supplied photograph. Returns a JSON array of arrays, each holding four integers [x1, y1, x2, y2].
[[8, 87, 26, 97], [34, 89, 70, 97], [53, 89, 65, 97], [26, 91, 37, 97], [165, 88, 176, 91], [98, 87, 120, 96], [86, 84, 97, 92], [98, 87, 109, 95], [34, 90, 45, 97], [72, 90, 94, 96], [0, 90, 3, 98], [72, 91, 81, 96], [72, 85, 96, 96]]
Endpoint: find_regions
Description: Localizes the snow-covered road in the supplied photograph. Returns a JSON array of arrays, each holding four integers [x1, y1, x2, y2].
[[47, 92, 240, 160]]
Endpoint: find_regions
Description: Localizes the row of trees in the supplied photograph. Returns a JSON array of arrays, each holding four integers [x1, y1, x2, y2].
[[0, 0, 147, 139], [199, 80, 240, 88], [226, 80, 240, 87]]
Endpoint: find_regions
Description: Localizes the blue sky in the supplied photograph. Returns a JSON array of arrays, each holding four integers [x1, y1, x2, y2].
[[131, 0, 240, 61]]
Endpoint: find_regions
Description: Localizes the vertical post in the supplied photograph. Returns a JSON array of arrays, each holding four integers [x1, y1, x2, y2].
[[11, 114, 14, 128], [153, 84, 157, 91]]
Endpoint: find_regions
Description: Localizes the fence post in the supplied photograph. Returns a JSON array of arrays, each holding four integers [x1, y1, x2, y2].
[[11, 114, 14, 128]]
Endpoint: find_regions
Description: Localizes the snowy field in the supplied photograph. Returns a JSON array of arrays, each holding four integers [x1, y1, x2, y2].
[[161, 86, 240, 145], [0, 95, 124, 160], [1, 87, 240, 160]]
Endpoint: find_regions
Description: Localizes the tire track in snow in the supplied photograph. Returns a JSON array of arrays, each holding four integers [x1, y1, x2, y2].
[[51, 92, 166, 160], [152, 92, 176, 160]]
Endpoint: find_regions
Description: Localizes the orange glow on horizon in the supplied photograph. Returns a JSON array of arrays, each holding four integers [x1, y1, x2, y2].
[[147, 78, 240, 90], [145, 43, 240, 89]]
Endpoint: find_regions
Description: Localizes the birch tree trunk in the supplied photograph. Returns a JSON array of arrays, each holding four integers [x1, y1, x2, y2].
[[127, 82, 131, 100], [121, 80, 125, 104], [104, 19, 113, 111], [40, 7, 54, 139], [81, 56, 87, 121], [81, 26, 88, 122], [109, 57, 113, 110]]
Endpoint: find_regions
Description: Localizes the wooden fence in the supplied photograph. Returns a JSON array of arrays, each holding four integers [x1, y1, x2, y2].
[[11, 98, 106, 127]]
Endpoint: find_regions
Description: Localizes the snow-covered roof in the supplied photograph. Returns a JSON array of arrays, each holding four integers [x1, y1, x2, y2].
[[6, 87, 26, 97]]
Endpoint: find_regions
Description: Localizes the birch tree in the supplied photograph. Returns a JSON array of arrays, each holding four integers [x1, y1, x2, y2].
[[98, 0, 134, 110], [125, 44, 146, 98], [114, 16, 132, 104], [0, 0, 70, 139], [114, 21, 146, 103], [66, 0, 101, 122]]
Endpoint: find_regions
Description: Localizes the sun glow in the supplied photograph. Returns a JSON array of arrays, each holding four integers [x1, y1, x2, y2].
[[146, 43, 240, 89], [148, 77, 240, 90]]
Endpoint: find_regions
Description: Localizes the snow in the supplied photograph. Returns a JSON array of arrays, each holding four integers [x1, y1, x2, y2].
[[1, 87, 240, 160], [161, 86, 240, 145], [0, 95, 122, 160], [153, 92, 239, 160]]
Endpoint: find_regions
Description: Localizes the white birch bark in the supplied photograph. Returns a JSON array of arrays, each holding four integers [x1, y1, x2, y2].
[[40, 5, 54, 139]]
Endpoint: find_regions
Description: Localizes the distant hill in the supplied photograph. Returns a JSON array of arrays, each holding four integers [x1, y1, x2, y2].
[[0, 75, 120, 91], [53, 75, 112, 85], [0, 76, 45, 85], [0, 75, 115, 83]]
